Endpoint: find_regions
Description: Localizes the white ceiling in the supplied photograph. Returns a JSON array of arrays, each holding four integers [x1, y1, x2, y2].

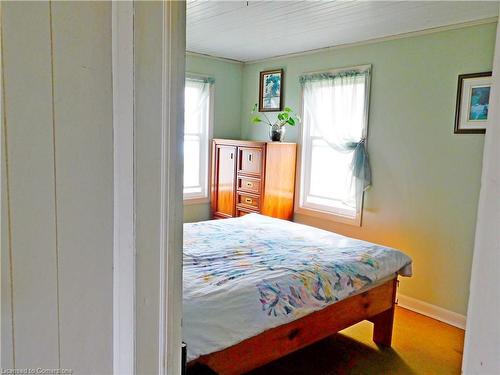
[[187, 1, 499, 62]]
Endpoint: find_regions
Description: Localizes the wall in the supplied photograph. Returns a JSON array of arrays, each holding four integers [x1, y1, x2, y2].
[[1, 1, 113, 373], [239, 23, 496, 316], [184, 54, 243, 222]]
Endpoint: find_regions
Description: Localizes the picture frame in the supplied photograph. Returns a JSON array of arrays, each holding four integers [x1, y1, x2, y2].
[[454, 71, 492, 134], [259, 69, 284, 112]]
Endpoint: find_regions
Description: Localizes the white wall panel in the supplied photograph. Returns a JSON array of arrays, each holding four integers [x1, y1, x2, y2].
[[1, 1, 60, 367], [1, 1, 114, 372], [51, 2, 113, 374], [462, 11, 500, 373]]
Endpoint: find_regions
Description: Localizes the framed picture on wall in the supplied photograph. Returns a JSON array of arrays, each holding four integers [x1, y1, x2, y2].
[[455, 71, 492, 134], [259, 69, 284, 112]]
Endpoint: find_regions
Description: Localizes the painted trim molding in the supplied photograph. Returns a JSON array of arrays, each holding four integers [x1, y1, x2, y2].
[[397, 293, 466, 330], [158, 2, 185, 374], [186, 50, 243, 65], [112, 2, 135, 375]]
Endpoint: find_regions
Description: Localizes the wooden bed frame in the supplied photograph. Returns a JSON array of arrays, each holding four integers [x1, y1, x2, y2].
[[188, 277, 398, 374]]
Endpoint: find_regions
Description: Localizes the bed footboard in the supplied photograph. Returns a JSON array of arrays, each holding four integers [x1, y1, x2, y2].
[[189, 277, 398, 375]]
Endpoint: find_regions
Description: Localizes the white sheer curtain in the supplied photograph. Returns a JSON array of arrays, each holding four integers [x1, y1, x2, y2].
[[303, 73, 366, 149], [184, 77, 212, 198], [300, 69, 371, 217]]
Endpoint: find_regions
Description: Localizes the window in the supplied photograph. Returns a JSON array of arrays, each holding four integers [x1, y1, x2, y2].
[[184, 76, 214, 202], [298, 66, 371, 225]]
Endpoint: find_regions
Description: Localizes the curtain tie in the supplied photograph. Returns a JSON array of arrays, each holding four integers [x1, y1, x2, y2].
[[349, 138, 372, 191]]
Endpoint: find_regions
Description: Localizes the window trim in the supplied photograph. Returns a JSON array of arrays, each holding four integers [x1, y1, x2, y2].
[[295, 64, 371, 226], [183, 73, 215, 204]]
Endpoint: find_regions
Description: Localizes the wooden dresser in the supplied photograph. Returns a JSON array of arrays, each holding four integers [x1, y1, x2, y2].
[[210, 139, 297, 220]]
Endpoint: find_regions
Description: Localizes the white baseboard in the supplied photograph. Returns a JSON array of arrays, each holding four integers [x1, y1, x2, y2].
[[397, 293, 467, 330]]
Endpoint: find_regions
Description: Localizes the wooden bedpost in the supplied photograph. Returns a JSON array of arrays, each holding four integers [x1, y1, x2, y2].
[[370, 277, 398, 347], [371, 306, 395, 346]]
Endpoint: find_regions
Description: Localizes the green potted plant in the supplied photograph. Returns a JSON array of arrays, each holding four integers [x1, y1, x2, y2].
[[251, 104, 300, 142]]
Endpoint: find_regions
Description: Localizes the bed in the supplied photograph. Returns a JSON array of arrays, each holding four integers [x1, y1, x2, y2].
[[183, 214, 412, 374]]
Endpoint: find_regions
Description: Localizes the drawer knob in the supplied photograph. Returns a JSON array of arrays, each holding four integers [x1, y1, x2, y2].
[[246, 182, 253, 187], [245, 197, 253, 204]]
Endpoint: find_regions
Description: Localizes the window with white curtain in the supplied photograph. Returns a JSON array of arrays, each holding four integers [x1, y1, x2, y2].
[[184, 76, 214, 201], [298, 66, 371, 225]]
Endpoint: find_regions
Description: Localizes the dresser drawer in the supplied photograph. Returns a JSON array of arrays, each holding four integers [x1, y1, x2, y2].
[[236, 192, 260, 210], [237, 176, 261, 194], [238, 147, 263, 176], [236, 206, 259, 217]]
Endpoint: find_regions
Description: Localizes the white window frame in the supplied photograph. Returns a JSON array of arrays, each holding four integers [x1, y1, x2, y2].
[[183, 74, 214, 205], [295, 64, 371, 226]]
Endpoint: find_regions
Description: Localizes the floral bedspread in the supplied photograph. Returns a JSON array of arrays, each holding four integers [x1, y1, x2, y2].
[[183, 214, 412, 361]]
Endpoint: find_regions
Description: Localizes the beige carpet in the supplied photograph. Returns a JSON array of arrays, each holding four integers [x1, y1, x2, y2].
[[248, 306, 465, 375]]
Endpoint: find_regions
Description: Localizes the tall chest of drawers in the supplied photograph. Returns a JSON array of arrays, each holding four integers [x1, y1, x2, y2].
[[210, 139, 297, 220]]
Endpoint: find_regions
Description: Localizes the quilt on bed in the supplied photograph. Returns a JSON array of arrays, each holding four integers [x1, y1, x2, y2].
[[183, 214, 412, 361]]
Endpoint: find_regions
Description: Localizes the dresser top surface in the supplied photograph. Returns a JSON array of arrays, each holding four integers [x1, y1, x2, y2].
[[213, 138, 296, 146]]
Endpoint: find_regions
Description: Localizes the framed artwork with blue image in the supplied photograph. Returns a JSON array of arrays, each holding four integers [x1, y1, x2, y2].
[[455, 72, 491, 134], [259, 69, 283, 112]]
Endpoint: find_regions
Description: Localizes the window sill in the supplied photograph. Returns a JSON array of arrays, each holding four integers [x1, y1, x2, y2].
[[295, 205, 362, 227], [183, 197, 209, 206]]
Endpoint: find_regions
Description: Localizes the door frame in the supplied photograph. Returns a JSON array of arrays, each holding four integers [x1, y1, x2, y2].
[[112, 1, 185, 374], [158, 1, 185, 374], [112, 2, 135, 374]]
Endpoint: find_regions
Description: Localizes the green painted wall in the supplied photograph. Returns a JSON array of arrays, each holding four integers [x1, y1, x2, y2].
[[184, 54, 243, 223], [239, 23, 496, 316]]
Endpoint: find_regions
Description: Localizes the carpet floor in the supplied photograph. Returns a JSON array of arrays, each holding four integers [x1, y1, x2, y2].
[[249, 306, 465, 375]]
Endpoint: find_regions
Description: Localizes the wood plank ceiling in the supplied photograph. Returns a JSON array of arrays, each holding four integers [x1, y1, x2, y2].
[[187, 1, 498, 62]]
